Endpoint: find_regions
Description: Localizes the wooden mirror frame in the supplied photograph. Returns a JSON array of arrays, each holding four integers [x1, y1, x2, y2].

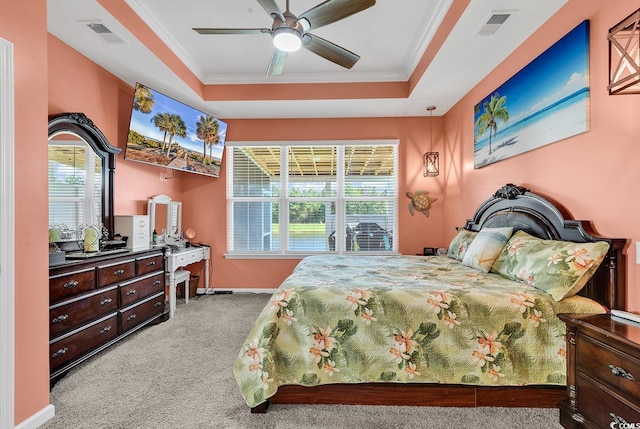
[[48, 112, 121, 236]]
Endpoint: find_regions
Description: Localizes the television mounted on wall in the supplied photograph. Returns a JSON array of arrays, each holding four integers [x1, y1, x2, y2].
[[125, 82, 228, 178]]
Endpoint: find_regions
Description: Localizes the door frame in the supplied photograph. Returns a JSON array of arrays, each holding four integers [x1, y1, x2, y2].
[[0, 36, 15, 429]]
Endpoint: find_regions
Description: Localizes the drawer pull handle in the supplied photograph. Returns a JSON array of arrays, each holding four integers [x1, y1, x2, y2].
[[99, 326, 112, 334], [63, 280, 78, 289], [154, 301, 162, 307], [610, 413, 628, 425], [100, 298, 113, 306], [127, 314, 137, 321], [52, 348, 68, 358], [113, 269, 125, 276], [154, 280, 161, 285], [147, 261, 156, 266], [52, 314, 69, 323], [609, 364, 635, 381], [126, 290, 136, 296]]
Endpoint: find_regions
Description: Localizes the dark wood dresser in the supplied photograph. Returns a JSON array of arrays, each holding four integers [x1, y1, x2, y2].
[[49, 248, 166, 384], [559, 313, 640, 428]]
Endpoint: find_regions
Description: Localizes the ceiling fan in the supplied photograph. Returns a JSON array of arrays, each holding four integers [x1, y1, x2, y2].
[[193, 0, 376, 76]]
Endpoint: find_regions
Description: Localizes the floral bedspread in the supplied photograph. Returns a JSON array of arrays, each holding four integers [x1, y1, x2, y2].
[[233, 255, 603, 408]]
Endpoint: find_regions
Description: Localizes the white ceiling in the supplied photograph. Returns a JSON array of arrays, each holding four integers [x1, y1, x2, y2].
[[47, 0, 567, 119]]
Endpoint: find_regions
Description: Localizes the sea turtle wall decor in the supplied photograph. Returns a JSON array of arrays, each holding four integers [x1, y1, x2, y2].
[[406, 190, 437, 217]]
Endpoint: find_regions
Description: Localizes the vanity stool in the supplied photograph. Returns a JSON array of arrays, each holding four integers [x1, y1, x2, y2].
[[165, 269, 190, 318]]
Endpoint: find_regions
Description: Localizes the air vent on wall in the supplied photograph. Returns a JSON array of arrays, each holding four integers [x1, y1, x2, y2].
[[82, 21, 127, 44], [476, 12, 512, 36]]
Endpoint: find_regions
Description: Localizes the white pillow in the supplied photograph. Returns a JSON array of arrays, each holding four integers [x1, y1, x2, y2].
[[461, 227, 513, 272]]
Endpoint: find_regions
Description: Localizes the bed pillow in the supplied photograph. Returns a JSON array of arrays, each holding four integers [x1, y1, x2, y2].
[[491, 230, 610, 301], [446, 228, 478, 261], [461, 227, 513, 272], [556, 295, 606, 314]]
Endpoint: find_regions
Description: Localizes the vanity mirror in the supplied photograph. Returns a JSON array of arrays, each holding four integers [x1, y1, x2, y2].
[[147, 194, 182, 244], [48, 113, 120, 241]]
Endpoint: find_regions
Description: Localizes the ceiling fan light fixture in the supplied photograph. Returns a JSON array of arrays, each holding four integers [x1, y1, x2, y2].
[[273, 27, 302, 52]]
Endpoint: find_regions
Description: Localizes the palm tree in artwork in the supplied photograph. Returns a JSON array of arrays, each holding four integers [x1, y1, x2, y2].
[[165, 114, 187, 158], [196, 115, 220, 166], [152, 112, 172, 151], [475, 93, 510, 155], [133, 84, 154, 114]]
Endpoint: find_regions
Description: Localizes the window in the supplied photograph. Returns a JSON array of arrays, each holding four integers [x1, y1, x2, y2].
[[227, 141, 398, 256]]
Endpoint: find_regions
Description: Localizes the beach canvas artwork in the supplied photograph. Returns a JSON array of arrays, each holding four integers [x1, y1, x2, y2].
[[474, 21, 590, 169], [125, 83, 228, 178]]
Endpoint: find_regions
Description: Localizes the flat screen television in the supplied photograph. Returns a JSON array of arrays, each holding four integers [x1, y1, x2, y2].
[[125, 82, 228, 178]]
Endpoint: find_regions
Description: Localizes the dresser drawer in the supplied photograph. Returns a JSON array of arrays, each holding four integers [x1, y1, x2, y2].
[[136, 253, 164, 276], [119, 292, 164, 332], [119, 272, 165, 307], [50, 313, 118, 372], [97, 259, 136, 286], [577, 333, 640, 403], [49, 286, 118, 337], [577, 372, 640, 428], [50, 268, 96, 302]]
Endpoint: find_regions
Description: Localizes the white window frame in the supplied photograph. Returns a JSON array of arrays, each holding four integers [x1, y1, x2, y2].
[[226, 140, 399, 258], [48, 139, 101, 231]]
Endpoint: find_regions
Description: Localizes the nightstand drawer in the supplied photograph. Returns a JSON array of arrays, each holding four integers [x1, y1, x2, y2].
[[577, 333, 640, 403], [577, 372, 640, 429]]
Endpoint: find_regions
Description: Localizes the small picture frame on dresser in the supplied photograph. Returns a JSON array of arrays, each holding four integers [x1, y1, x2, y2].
[[423, 247, 437, 256]]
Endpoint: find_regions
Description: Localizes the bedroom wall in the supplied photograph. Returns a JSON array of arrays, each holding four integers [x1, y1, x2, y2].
[[1, 1, 50, 426], [441, 0, 640, 312], [48, 35, 184, 213], [180, 117, 445, 290]]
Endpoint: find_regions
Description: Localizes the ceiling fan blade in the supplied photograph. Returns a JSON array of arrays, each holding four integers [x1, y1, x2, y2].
[[299, 0, 375, 30], [256, 0, 285, 21], [193, 28, 271, 35], [303, 33, 359, 69], [267, 48, 288, 76]]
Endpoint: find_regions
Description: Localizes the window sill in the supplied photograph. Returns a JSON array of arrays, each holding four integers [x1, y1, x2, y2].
[[224, 251, 399, 260]]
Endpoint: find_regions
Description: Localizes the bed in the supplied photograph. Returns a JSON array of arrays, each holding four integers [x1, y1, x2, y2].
[[233, 184, 627, 413]]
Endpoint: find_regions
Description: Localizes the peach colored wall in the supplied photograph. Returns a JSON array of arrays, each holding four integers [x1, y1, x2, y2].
[[47, 35, 183, 213], [0, 1, 50, 425], [441, 0, 640, 312], [180, 117, 445, 289]]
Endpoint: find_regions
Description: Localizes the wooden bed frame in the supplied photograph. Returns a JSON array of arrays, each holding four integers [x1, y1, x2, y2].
[[251, 184, 627, 413]]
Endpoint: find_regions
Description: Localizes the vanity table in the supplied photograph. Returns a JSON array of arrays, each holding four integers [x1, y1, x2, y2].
[[165, 245, 210, 318], [148, 195, 211, 318]]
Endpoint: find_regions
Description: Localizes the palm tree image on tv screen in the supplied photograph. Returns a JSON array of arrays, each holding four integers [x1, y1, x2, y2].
[[125, 82, 228, 178]]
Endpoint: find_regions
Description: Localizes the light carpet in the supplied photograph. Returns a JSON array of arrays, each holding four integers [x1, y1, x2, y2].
[[43, 293, 563, 429]]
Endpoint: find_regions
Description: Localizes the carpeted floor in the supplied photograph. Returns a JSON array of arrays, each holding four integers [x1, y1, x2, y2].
[[43, 293, 563, 428]]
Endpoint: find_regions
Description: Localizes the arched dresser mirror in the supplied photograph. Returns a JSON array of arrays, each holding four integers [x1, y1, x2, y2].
[[48, 112, 121, 240], [147, 194, 182, 243]]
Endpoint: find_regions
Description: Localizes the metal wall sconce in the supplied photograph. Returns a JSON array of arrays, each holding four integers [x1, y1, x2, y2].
[[608, 8, 640, 95], [423, 106, 439, 177]]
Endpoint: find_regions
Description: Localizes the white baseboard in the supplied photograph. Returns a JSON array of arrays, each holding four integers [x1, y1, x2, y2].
[[196, 287, 276, 295], [15, 404, 55, 429]]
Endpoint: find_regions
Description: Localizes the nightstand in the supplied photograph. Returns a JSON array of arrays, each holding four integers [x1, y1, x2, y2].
[[558, 313, 640, 428]]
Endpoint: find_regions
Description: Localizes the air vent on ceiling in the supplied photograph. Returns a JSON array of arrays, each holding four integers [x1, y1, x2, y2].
[[82, 21, 127, 44], [476, 12, 512, 36]]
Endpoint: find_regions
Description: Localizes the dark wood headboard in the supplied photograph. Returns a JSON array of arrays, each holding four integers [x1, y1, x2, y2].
[[463, 184, 627, 310]]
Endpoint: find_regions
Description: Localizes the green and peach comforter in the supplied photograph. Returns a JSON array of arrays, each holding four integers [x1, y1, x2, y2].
[[233, 255, 604, 407]]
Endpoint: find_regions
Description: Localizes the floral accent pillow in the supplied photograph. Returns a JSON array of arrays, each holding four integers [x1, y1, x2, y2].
[[461, 227, 513, 273], [446, 229, 478, 261], [491, 230, 610, 301]]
